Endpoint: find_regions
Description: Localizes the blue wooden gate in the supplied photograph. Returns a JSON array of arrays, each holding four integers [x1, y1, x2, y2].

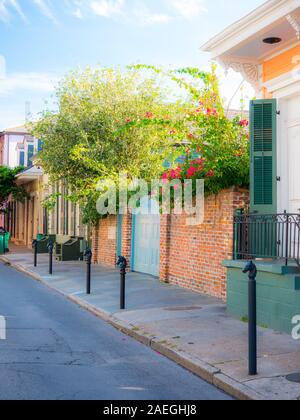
[[131, 198, 160, 277]]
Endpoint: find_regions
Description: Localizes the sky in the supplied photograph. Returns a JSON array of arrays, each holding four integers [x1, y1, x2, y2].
[[0, 0, 266, 130]]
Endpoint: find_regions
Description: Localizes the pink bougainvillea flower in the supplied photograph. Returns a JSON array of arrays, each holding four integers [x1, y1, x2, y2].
[[162, 172, 168, 180], [170, 170, 177, 179], [187, 166, 197, 178], [239, 119, 249, 127], [206, 170, 215, 178], [175, 165, 182, 177]]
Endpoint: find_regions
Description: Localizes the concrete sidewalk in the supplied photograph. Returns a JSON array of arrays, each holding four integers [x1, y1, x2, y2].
[[1, 251, 300, 400]]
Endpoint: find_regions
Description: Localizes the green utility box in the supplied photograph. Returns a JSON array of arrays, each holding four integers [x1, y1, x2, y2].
[[0, 234, 5, 255], [0, 232, 10, 254], [55, 236, 85, 262], [34, 234, 56, 254]]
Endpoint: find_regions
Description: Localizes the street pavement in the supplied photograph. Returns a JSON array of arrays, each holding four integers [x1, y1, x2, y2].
[[0, 262, 231, 401], [2, 252, 300, 400]]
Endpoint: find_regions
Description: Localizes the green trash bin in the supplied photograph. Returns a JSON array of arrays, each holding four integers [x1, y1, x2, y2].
[[4, 232, 10, 252], [0, 233, 5, 255]]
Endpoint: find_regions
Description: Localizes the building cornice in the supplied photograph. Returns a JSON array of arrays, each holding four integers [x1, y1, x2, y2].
[[263, 69, 300, 96], [201, 0, 300, 58], [217, 56, 262, 92]]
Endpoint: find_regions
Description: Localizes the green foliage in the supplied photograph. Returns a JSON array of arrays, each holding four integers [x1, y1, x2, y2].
[[31, 67, 178, 224], [128, 64, 250, 195], [31, 64, 249, 223], [0, 166, 27, 213]]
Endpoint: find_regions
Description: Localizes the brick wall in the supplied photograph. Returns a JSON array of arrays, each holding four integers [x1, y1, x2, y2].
[[121, 214, 132, 269], [92, 214, 132, 268], [159, 188, 249, 300], [92, 189, 249, 301], [92, 216, 117, 266]]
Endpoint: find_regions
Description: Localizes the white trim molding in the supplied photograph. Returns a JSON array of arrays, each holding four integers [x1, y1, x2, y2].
[[217, 56, 261, 92], [263, 69, 300, 97], [201, 0, 300, 58]]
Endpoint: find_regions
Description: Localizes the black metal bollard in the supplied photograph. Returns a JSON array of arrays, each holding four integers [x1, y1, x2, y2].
[[47, 241, 54, 275], [117, 256, 127, 310], [243, 261, 258, 376], [84, 248, 93, 295], [32, 240, 38, 267]]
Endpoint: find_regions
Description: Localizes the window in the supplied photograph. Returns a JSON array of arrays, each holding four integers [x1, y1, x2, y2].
[[27, 144, 34, 167], [38, 139, 43, 153], [19, 151, 25, 167]]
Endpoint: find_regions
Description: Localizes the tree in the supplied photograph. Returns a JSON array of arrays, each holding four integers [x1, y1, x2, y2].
[[31, 65, 249, 223], [31, 67, 178, 223], [0, 166, 27, 215], [126, 65, 250, 195]]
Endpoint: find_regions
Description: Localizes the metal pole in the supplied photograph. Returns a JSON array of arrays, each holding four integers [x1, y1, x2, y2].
[[243, 261, 258, 376], [48, 242, 53, 275], [117, 256, 127, 310], [32, 240, 38, 267], [84, 249, 92, 295], [285, 212, 289, 267]]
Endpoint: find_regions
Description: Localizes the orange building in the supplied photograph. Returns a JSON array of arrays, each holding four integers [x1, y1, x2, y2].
[[203, 0, 300, 216], [202, 0, 300, 333]]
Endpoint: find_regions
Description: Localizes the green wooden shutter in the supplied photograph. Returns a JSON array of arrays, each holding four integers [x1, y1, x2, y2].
[[27, 144, 34, 167], [38, 139, 43, 153], [19, 151, 25, 167], [250, 99, 277, 214]]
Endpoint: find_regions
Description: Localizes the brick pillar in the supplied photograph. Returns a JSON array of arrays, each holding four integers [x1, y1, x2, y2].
[[121, 214, 132, 269], [92, 223, 99, 264], [91, 216, 117, 267], [160, 214, 171, 283]]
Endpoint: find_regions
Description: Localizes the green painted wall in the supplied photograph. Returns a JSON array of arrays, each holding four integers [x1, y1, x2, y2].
[[224, 261, 300, 334]]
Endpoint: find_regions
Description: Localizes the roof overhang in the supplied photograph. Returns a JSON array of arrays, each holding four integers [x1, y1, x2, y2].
[[201, 0, 300, 91], [15, 166, 44, 186]]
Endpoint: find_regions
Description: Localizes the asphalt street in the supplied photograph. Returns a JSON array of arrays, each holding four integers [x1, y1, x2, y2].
[[0, 262, 232, 400]]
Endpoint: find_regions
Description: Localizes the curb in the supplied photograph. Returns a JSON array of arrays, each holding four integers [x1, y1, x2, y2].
[[0, 256, 264, 401]]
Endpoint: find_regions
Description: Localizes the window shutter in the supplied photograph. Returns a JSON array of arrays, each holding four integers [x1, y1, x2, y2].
[[250, 99, 277, 214], [27, 144, 34, 167], [19, 151, 25, 167], [38, 139, 43, 153]]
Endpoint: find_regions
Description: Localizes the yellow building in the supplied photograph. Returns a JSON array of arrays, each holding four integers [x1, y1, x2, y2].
[[7, 166, 88, 249]]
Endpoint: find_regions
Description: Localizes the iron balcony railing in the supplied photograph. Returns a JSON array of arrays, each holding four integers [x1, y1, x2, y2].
[[233, 212, 300, 267]]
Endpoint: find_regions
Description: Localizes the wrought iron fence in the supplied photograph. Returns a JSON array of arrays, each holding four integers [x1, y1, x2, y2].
[[233, 212, 300, 267]]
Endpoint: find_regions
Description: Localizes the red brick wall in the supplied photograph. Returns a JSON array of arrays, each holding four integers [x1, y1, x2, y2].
[[92, 214, 132, 268], [160, 188, 249, 300], [92, 189, 249, 301], [121, 214, 132, 269], [92, 216, 117, 267]]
